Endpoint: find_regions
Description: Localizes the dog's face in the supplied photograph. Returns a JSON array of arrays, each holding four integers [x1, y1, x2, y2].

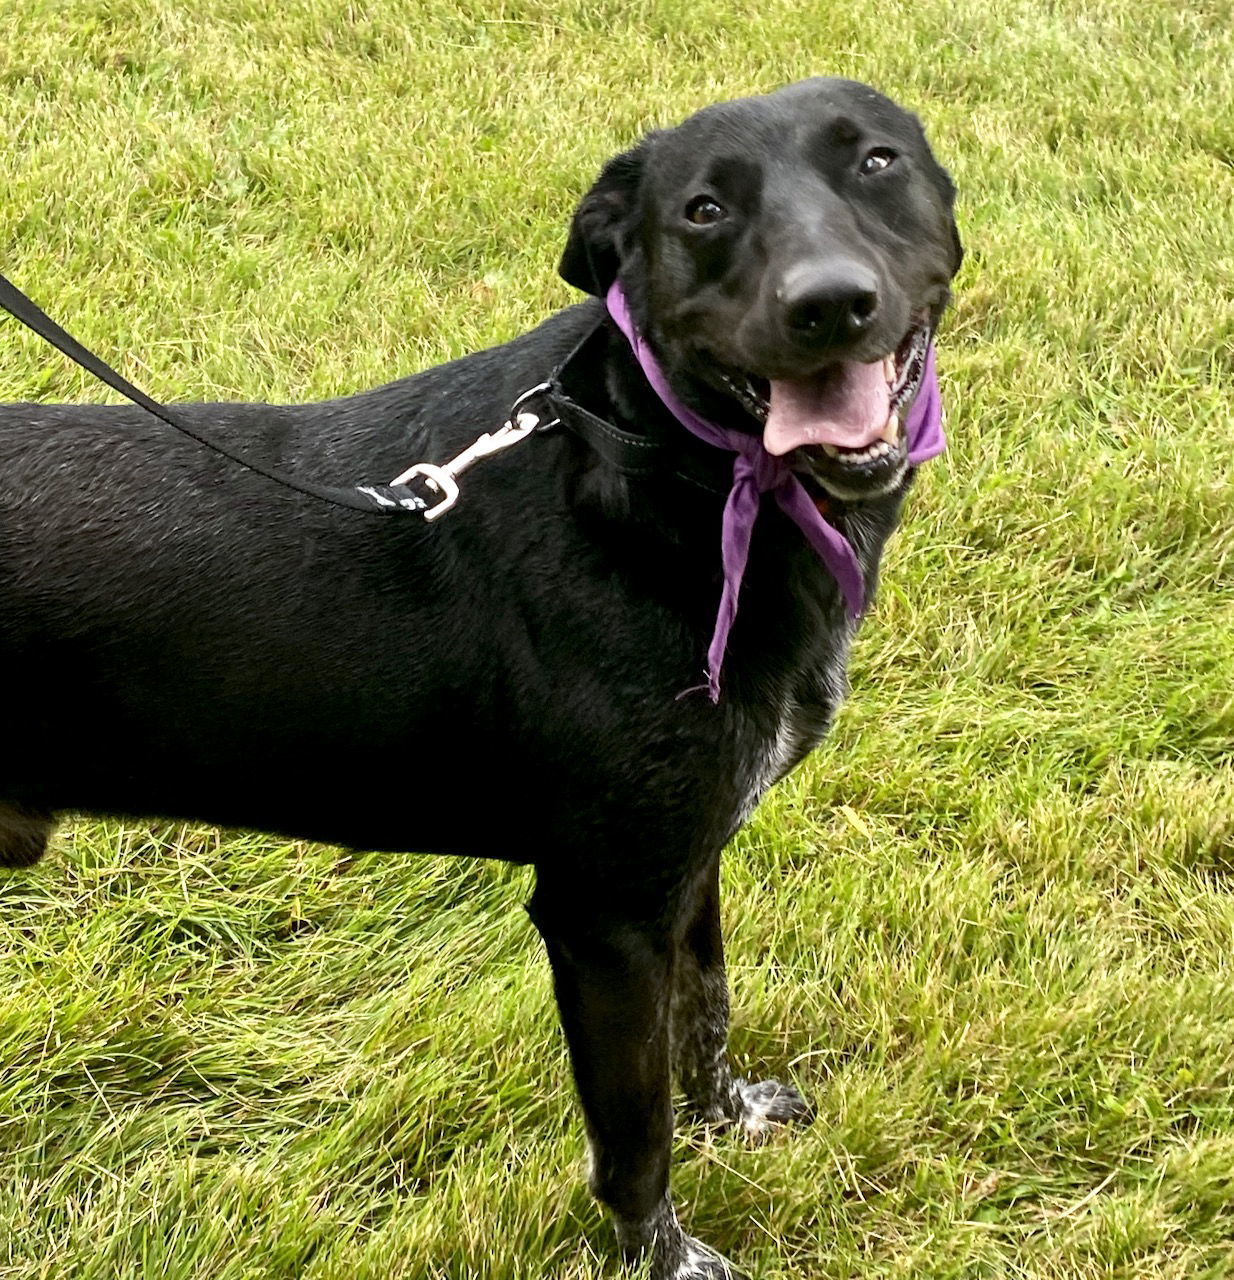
[[560, 78, 963, 501]]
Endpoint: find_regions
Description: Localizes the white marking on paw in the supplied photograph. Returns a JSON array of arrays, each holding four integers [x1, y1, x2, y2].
[[738, 1082, 779, 1140], [675, 1241, 724, 1279], [736, 1079, 806, 1141]]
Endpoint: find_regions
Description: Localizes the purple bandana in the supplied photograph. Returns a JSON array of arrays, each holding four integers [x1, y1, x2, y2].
[[605, 281, 944, 701]]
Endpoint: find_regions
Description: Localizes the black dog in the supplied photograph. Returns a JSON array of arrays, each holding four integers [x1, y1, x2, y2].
[[0, 78, 960, 1279]]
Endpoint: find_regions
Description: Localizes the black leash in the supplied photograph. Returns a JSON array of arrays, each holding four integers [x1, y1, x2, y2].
[[0, 271, 447, 514], [0, 271, 729, 513]]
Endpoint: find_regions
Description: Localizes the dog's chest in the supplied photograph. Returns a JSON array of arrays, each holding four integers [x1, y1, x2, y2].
[[759, 703, 810, 792], [735, 643, 850, 819]]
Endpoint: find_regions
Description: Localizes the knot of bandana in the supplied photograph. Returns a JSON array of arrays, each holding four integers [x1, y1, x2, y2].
[[604, 282, 944, 702]]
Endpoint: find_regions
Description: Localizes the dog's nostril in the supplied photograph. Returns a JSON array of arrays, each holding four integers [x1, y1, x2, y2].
[[786, 299, 827, 332], [849, 290, 878, 326], [785, 288, 878, 336]]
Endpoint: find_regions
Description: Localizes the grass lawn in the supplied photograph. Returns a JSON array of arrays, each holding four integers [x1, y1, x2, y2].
[[2, 1, 1233, 1276]]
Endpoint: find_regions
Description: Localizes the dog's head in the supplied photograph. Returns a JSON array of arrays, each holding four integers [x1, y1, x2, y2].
[[560, 78, 962, 501]]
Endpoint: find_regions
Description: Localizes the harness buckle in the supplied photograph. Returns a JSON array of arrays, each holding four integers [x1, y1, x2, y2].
[[387, 383, 558, 522]]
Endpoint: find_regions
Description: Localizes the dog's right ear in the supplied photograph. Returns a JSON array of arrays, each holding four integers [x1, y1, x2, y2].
[[558, 137, 655, 297]]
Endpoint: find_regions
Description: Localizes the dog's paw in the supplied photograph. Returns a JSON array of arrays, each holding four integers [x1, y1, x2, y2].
[[654, 1235, 751, 1280], [619, 1200, 751, 1280], [734, 1078, 813, 1143]]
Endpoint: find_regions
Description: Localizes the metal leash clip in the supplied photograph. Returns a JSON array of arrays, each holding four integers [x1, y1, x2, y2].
[[388, 382, 558, 521]]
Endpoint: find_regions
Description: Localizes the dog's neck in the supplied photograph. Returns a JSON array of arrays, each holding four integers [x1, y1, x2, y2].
[[549, 303, 912, 706]]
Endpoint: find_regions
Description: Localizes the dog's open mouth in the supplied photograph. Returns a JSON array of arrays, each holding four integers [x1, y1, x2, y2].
[[720, 318, 931, 481]]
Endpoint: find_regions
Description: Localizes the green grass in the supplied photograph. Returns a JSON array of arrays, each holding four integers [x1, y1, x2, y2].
[[2, 0, 1233, 1276]]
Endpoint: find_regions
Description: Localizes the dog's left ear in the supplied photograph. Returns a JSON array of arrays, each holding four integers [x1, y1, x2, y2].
[[559, 136, 656, 296]]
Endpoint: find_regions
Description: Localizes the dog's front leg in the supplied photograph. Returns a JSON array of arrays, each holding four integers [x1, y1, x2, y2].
[[672, 861, 813, 1141], [528, 872, 748, 1280]]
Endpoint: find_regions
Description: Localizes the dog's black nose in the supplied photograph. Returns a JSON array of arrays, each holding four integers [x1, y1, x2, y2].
[[779, 262, 879, 347]]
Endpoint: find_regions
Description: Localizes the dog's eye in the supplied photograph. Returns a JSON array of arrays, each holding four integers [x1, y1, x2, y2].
[[684, 196, 727, 226], [859, 148, 897, 175]]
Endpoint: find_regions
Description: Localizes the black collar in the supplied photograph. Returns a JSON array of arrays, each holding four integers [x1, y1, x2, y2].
[[543, 321, 733, 498]]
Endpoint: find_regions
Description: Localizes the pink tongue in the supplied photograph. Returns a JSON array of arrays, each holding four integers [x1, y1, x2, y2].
[[762, 360, 891, 457]]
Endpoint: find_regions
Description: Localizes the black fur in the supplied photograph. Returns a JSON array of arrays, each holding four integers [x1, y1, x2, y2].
[[0, 78, 960, 1278]]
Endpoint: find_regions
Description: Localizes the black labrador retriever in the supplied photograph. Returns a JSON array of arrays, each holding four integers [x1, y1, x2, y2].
[[0, 78, 961, 1279]]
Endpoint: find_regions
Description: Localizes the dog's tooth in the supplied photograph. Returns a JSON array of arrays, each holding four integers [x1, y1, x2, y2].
[[822, 444, 841, 458], [880, 411, 900, 445], [883, 355, 896, 384]]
